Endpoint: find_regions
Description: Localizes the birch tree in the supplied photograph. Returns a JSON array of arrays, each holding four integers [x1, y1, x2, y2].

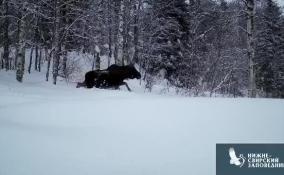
[[107, 0, 113, 67], [245, 0, 256, 97], [2, 0, 10, 71], [113, 0, 122, 65], [15, 1, 26, 82], [132, 0, 142, 64], [52, 0, 61, 85], [121, 0, 131, 65]]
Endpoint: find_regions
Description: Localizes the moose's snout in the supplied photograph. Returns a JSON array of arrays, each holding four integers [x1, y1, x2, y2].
[[136, 73, 141, 79]]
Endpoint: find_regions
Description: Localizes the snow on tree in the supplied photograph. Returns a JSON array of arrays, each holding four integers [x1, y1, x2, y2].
[[144, 0, 190, 87], [0, 0, 283, 98], [255, 0, 284, 98]]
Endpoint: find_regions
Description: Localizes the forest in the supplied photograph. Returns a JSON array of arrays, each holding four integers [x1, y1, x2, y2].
[[0, 0, 284, 98]]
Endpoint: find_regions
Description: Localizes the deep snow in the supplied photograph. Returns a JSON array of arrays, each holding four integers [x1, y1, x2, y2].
[[0, 70, 284, 175]]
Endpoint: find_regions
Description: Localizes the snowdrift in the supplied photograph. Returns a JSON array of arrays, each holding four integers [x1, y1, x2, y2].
[[0, 71, 284, 175]]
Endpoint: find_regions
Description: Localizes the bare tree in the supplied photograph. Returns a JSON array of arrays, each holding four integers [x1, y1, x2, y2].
[[113, 0, 122, 65], [2, 0, 10, 70], [132, 0, 142, 64], [107, 0, 112, 67], [245, 0, 256, 97], [121, 0, 131, 65], [16, 1, 26, 82], [28, 47, 34, 73], [52, 0, 61, 85]]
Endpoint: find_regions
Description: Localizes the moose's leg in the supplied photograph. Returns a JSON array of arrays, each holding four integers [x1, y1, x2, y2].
[[85, 79, 94, 88], [85, 71, 98, 88], [94, 77, 106, 89], [120, 82, 132, 92], [76, 82, 86, 88]]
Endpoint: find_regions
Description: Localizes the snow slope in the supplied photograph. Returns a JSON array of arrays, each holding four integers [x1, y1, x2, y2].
[[0, 71, 284, 175]]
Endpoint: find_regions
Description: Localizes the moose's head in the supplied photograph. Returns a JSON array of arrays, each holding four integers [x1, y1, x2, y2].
[[127, 65, 141, 79]]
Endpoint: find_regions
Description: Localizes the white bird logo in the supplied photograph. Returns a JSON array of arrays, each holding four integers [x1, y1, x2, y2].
[[229, 147, 245, 167]]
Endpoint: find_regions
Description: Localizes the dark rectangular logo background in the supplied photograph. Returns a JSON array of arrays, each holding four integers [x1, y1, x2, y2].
[[216, 144, 284, 175]]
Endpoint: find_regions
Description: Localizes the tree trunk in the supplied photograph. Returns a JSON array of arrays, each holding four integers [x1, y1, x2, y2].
[[34, 8, 40, 71], [246, 0, 256, 97], [35, 45, 38, 71], [45, 46, 51, 81], [3, 0, 10, 71], [92, 53, 96, 70], [95, 52, 100, 70], [46, 51, 52, 81], [38, 48, 42, 72], [16, 10, 26, 82], [14, 14, 21, 70], [9, 55, 12, 69], [132, 0, 142, 64], [62, 46, 67, 77], [44, 47, 48, 61], [0, 0, 2, 69], [113, 0, 122, 65], [0, 52, 3, 69], [52, 0, 61, 85], [107, 0, 112, 67], [121, 0, 131, 65], [28, 47, 34, 73]]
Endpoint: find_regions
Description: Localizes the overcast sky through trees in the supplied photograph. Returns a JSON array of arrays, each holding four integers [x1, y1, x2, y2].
[[227, 0, 284, 7], [275, 0, 284, 6]]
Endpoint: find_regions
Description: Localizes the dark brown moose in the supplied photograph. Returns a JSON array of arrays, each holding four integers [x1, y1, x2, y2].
[[77, 64, 141, 91]]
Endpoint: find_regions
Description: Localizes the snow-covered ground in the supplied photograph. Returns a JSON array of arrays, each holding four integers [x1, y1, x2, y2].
[[0, 70, 284, 175]]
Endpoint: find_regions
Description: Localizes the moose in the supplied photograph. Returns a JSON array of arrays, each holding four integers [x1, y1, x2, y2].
[[77, 64, 141, 91]]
